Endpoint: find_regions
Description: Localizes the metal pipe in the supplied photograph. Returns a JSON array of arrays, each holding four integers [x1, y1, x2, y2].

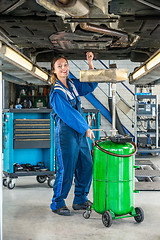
[[109, 83, 112, 98], [111, 83, 117, 136], [64, 17, 118, 23], [136, 0, 160, 11], [80, 22, 128, 43], [1, 0, 26, 14]]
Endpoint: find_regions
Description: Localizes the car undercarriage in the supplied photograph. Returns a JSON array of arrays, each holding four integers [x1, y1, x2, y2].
[[0, 0, 160, 63]]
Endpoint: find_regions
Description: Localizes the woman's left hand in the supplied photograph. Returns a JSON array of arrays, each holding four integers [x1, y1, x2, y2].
[[86, 52, 94, 69]]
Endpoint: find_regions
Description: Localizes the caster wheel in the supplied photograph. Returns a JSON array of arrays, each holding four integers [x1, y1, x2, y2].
[[134, 207, 144, 223], [102, 211, 112, 227], [3, 179, 8, 187], [36, 175, 47, 183], [48, 176, 55, 188], [7, 180, 15, 190], [83, 211, 90, 219]]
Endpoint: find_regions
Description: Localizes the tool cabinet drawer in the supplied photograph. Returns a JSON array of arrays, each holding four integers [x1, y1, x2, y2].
[[13, 119, 51, 149]]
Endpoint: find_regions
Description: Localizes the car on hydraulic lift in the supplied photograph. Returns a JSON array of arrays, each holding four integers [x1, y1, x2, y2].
[[0, 0, 160, 67]]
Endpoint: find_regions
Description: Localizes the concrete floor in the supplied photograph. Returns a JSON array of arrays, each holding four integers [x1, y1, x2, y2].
[[2, 156, 160, 240]]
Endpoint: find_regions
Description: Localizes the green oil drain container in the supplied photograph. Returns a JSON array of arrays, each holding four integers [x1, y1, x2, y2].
[[83, 139, 144, 227]]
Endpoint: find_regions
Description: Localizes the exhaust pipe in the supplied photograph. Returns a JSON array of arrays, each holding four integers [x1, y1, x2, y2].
[[80, 22, 129, 46]]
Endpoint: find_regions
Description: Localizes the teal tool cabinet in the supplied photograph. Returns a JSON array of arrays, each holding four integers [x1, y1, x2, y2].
[[83, 109, 100, 151], [2, 109, 55, 189]]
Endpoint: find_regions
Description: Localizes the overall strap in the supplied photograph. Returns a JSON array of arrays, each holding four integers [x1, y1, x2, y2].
[[68, 79, 79, 98], [54, 81, 74, 101]]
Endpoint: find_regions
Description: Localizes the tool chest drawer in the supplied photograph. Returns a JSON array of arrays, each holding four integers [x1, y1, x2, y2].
[[13, 119, 51, 149]]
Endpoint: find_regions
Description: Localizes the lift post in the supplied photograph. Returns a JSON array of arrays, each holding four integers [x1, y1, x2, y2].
[[110, 83, 117, 137]]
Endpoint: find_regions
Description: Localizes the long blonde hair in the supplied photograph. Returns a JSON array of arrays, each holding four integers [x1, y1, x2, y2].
[[50, 55, 68, 85]]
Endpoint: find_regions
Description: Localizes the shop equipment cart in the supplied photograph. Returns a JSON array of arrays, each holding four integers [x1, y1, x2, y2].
[[2, 109, 55, 189], [83, 138, 144, 227]]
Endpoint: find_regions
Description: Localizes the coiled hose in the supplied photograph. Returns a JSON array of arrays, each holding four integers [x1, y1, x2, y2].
[[95, 139, 137, 158]]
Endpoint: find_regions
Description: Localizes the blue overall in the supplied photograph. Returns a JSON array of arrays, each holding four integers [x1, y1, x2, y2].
[[49, 78, 98, 211]]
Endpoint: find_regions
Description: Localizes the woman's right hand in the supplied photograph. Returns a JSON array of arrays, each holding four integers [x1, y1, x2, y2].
[[85, 129, 95, 140]]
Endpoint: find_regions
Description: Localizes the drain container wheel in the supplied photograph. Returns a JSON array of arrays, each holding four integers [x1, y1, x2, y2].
[[83, 211, 90, 219], [102, 211, 113, 227], [3, 179, 7, 187], [48, 176, 55, 188], [134, 207, 144, 223], [36, 175, 47, 183], [7, 180, 15, 190]]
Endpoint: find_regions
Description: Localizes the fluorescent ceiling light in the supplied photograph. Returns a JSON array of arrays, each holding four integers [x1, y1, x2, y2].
[[34, 67, 48, 81], [129, 48, 160, 84], [132, 66, 145, 80], [146, 52, 160, 70], [4, 46, 33, 71]]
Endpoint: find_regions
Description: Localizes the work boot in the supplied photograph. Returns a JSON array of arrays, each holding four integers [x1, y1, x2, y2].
[[72, 200, 92, 210], [52, 206, 71, 216]]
